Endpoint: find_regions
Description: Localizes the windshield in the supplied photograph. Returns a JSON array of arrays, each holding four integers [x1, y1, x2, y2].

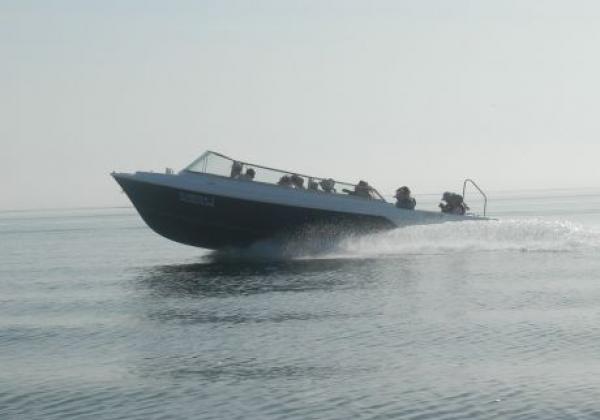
[[184, 151, 386, 201]]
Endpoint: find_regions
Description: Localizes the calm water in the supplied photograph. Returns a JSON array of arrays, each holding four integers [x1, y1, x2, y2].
[[2, 190, 600, 419]]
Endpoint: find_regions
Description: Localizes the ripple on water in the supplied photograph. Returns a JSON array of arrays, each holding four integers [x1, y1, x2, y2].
[[4, 207, 600, 419]]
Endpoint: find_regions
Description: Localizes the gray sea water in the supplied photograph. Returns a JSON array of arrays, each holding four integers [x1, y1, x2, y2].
[[2, 189, 600, 419]]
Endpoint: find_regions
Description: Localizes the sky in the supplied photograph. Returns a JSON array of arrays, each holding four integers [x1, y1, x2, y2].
[[2, 0, 600, 210]]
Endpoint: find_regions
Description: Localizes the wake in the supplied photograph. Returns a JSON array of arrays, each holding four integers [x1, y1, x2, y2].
[[208, 219, 600, 261], [334, 219, 600, 257]]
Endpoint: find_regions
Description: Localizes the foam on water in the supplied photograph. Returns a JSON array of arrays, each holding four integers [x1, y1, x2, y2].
[[333, 219, 600, 257], [208, 219, 600, 261]]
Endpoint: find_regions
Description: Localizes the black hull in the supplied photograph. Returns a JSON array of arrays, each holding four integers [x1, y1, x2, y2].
[[114, 176, 396, 250]]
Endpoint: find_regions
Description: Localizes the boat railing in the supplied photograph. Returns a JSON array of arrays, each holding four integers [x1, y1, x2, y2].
[[183, 150, 387, 202], [462, 178, 488, 216]]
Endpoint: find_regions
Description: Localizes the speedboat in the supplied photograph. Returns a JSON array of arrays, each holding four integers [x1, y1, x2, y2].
[[112, 151, 488, 250]]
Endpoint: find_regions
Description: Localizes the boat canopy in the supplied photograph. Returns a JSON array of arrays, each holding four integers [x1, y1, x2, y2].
[[184, 151, 387, 201]]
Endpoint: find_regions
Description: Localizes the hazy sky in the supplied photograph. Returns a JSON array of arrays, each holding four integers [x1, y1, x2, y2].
[[3, 0, 600, 210]]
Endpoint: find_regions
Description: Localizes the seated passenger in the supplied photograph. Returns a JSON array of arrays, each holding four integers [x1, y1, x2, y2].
[[291, 174, 304, 189], [319, 178, 336, 193], [355, 180, 372, 198], [343, 180, 372, 198], [307, 178, 319, 191], [239, 168, 255, 181], [278, 175, 293, 187], [439, 192, 469, 215], [395, 186, 416, 210], [230, 161, 243, 179]]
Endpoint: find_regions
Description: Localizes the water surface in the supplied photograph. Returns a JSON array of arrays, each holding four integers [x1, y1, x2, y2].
[[2, 190, 600, 419]]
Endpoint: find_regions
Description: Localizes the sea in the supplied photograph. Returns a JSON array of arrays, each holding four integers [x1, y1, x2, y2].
[[2, 189, 600, 420]]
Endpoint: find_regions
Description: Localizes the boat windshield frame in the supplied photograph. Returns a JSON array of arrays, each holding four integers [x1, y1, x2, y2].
[[183, 151, 387, 202]]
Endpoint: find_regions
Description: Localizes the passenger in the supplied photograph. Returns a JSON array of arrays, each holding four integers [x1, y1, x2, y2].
[[395, 186, 416, 210], [307, 178, 319, 191], [239, 168, 255, 181], [278, 175, 293, 187], [343, 180, 372, 198], [354, 180, 372, 198], [230, 161, 243, 179], [319, 178, 336, 193], [439, 192, 469, 215], [291, 174, 304, 189]]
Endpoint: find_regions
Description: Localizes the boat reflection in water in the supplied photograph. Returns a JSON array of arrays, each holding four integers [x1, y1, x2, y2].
[[112, 151, 488, 250]]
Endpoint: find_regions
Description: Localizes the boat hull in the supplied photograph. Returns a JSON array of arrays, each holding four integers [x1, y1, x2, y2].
[[114, 175, 396, 250]]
